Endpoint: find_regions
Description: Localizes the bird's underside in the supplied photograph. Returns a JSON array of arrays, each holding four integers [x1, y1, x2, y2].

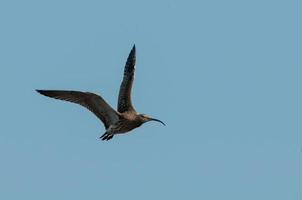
[[36, 45, 165, 141]]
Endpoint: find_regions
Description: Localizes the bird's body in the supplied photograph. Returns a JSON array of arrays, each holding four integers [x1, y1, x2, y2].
[[102, 113, 143, 140], [37, 45, 165, 141]]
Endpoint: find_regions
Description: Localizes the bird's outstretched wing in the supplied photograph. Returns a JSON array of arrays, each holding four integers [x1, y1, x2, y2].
[[118, 45, 136, 113], [36, 90, 119, 129]]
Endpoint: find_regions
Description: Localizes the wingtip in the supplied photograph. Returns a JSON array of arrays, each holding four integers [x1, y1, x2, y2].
[[131, 44, 136, 53], [36, 89, 48, 96], [126, 44, 136, 64]]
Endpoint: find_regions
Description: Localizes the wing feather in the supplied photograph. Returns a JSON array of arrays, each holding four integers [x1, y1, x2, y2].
[[117, 45, 136, 113], [36, 90, 119, 129]]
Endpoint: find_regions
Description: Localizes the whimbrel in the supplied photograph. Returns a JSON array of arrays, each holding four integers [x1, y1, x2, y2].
[[36, 45, 165, 141]]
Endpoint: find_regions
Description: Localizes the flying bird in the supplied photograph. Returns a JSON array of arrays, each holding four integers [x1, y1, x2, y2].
[[36, 45, 165, 141]]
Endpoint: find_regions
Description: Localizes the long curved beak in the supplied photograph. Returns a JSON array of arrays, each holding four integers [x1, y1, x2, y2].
[[149, 118, 166, 126]]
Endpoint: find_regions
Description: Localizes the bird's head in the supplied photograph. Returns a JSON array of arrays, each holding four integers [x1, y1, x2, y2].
[[139, 114, 166, 126]]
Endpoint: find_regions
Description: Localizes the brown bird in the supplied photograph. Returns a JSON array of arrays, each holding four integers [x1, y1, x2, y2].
[[36, 45, 165, 141]]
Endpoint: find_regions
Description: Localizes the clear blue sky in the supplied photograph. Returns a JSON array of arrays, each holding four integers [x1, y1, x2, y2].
[[0, 0, 301, 199]]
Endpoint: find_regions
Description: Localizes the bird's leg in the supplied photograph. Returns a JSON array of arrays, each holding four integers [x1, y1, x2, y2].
[[99, 132, 114, 141], [99, 132, 109, 140], [105, 134, 114, 140], [99, 132, 107, 139]]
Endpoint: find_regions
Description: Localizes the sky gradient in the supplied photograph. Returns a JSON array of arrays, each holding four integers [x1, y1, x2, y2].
[[0, 0, 302, 199]]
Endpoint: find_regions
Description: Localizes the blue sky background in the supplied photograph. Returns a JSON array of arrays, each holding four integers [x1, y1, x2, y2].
[[0, 0, 302, 199]]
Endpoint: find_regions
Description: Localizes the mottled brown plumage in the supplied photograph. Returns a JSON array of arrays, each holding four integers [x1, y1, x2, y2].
[[36, 45, 165, 141]]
